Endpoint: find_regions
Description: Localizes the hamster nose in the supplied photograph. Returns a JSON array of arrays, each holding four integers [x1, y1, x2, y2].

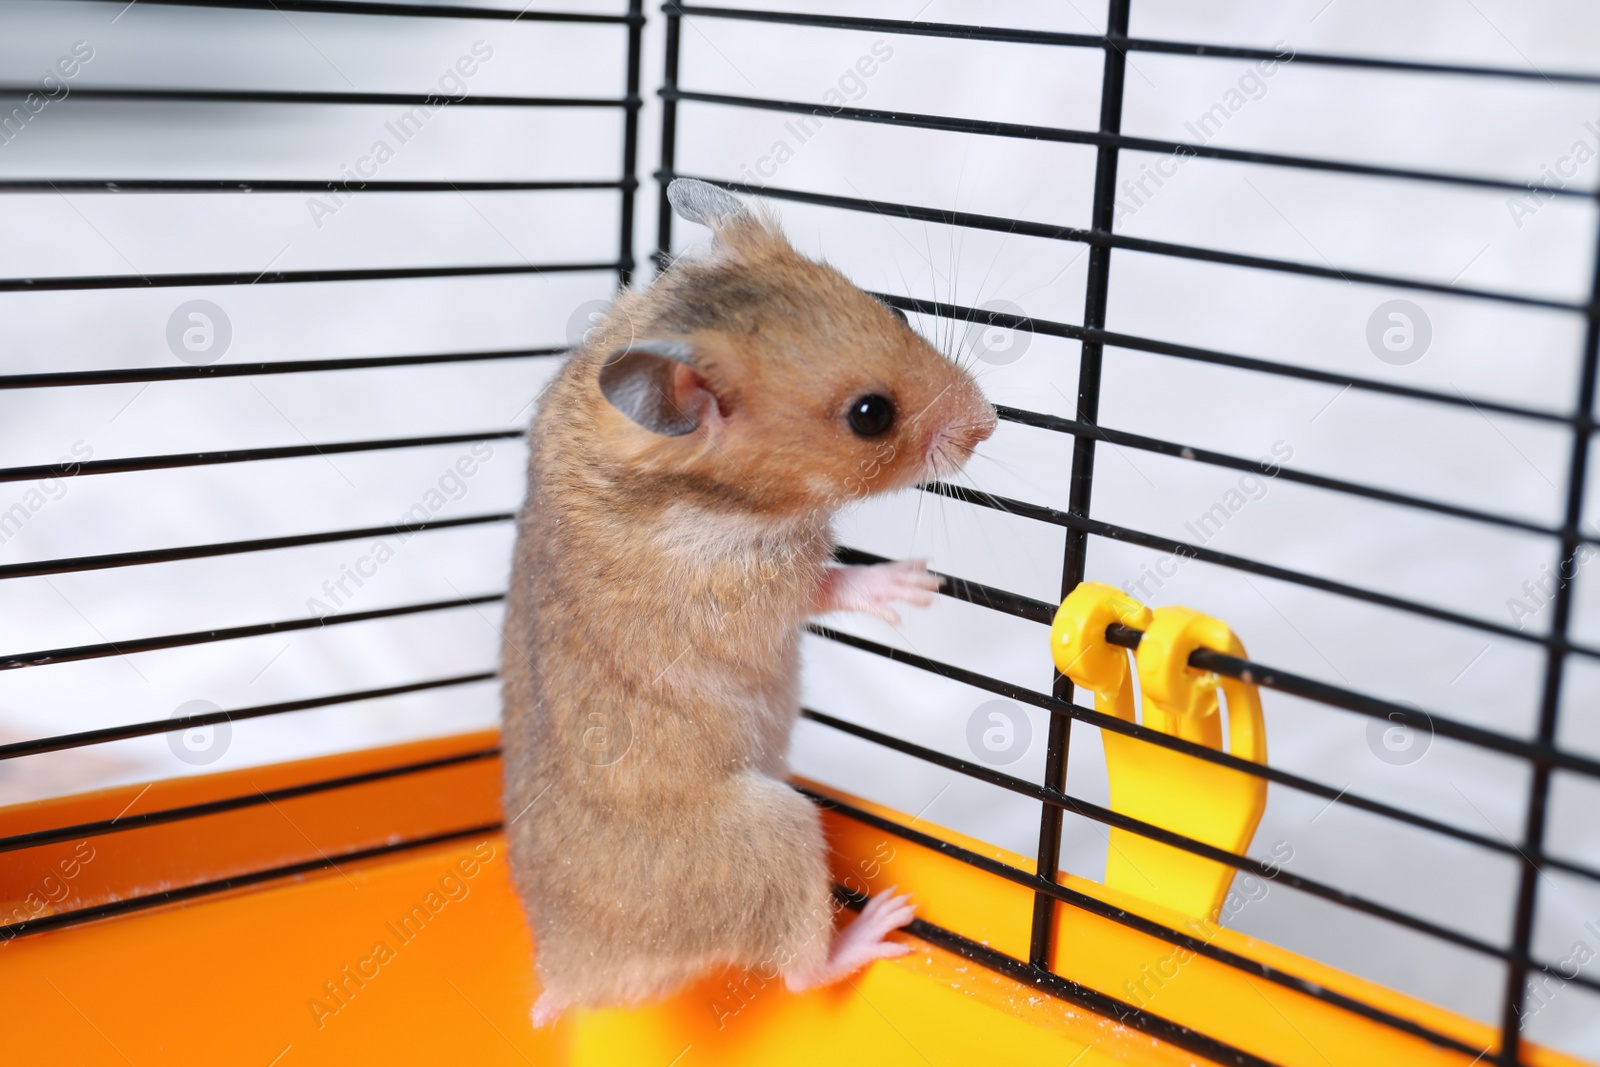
[[970, 404, 997, 445], [924, 403, 996, 479], [952, 400, 997, 452]]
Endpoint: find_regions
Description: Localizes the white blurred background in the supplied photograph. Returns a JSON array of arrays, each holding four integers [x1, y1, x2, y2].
[[1, 0, 1597, 1056]]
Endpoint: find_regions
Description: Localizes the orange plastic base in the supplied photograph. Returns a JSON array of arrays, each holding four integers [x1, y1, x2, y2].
[[0, 731, 1587, 1066]]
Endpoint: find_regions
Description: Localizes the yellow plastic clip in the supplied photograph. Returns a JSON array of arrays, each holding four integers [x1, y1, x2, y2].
[[1050, 582, 1151, 723], [1051, 585, 1267, 921]]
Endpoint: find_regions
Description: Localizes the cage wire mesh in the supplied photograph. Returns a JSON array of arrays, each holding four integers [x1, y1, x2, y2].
[[2, 0, 1599, 1062]]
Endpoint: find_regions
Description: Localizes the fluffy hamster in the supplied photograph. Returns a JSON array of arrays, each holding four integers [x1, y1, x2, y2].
[[501, 179, 996, 1023]]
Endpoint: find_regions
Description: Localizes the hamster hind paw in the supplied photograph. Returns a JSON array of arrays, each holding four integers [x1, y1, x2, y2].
[[785, 888, 916, 992]]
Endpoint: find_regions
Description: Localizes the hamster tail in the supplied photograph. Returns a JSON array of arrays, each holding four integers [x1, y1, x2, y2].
[[530, 989, 568, 1028]]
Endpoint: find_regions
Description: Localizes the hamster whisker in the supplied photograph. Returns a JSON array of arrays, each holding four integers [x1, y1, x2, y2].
[[909, 484, 929, 557], [950, 226, 964, 360], [965, 451, 1057, 503]]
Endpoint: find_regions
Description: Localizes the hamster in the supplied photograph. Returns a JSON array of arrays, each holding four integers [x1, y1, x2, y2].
[[501, 178, 996, 1024]]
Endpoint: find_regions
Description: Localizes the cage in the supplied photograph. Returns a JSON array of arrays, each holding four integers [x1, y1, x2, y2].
[[1, 1, 1598, 1064]]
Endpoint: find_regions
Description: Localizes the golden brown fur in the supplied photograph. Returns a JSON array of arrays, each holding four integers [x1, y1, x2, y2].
[[501, 186, 994, 1013]]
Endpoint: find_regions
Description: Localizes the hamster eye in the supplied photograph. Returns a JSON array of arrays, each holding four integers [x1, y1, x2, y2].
[[847, 394, 896, 437]]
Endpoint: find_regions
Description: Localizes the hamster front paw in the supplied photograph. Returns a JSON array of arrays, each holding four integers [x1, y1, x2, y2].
[[813, 560, 942, 625]]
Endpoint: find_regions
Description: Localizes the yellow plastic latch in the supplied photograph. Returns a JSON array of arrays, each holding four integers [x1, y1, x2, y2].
[[1051, 585, 1267, 922], [1050, 582, 1151, 723]]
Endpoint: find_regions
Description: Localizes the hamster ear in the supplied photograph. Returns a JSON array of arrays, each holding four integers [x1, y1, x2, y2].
[[666, 178, 782, 256], [667, 178, 749, 231], [598, 340, 723, 437], [876, 296, 910, 324]]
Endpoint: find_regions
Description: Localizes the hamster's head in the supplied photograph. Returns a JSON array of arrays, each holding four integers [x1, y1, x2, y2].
[[588, 179, 996, 520]]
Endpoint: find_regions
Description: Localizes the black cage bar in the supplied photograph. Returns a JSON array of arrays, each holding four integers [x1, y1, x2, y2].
[[652, 5, 1597, 1065], [0, 0, 643, 951]]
